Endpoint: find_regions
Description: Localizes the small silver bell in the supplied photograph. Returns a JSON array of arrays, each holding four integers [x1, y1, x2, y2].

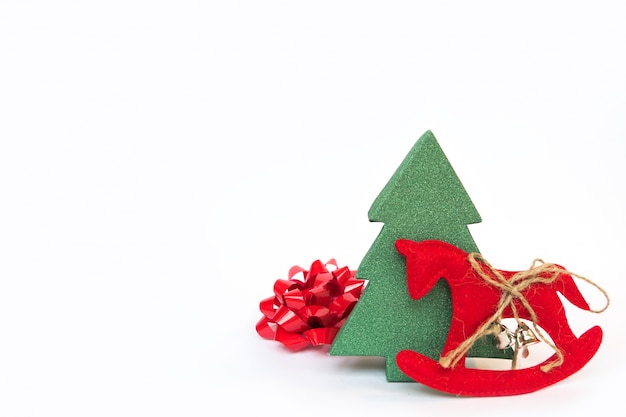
[[493, 323, 515, 350], [516, 322, 540, 347]]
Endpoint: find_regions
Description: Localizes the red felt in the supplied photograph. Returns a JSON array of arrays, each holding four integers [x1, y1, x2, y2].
[[397, 326, 602, 396], [394, 239, 603, 396]]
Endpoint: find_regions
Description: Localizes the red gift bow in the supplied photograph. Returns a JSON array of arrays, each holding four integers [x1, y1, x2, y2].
[[256, 259, 365, 351]]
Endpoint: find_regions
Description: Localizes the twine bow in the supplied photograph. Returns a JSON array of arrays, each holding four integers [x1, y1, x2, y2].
[[439, 253, 609, 372]]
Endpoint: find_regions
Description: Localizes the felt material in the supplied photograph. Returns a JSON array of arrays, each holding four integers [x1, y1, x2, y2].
[[395, 239, 603, 396], [329, 130, 510, 382], [396, 326, 602, 396]]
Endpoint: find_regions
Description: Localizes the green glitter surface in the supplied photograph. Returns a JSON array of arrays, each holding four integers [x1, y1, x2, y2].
[[330, 130, 510, 381]]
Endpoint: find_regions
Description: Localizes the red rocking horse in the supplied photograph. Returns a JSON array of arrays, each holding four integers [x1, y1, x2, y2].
[[394, 239, 607, 396]]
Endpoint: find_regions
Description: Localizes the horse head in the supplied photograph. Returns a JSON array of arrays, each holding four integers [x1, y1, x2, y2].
[[396, 239, 469, 300]]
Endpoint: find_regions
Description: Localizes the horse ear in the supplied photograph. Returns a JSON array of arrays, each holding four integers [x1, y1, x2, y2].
[[395, 239, 416, 256], [397, 239, 436, 300]]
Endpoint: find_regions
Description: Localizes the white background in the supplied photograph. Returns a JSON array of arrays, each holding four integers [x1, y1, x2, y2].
[[1, 1, 625, 416]]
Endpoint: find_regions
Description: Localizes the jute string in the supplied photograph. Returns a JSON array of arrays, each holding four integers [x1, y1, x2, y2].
[[438, 253, 610, 372]]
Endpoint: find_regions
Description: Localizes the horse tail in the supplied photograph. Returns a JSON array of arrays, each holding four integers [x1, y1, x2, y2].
[[555, 267, 590, 311]]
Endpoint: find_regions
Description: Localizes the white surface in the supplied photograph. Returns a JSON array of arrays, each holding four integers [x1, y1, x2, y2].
[[1, 1, 624, 416]]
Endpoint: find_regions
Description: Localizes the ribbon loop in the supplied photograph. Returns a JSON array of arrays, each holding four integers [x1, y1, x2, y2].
[[256, 259, 365, 351]]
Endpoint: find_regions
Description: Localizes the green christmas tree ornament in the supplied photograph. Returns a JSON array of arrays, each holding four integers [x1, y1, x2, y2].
[[330, 130, 511, 381]]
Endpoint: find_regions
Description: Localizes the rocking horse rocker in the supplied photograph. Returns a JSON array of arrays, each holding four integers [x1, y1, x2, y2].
[[394, 239, 609, 396]]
